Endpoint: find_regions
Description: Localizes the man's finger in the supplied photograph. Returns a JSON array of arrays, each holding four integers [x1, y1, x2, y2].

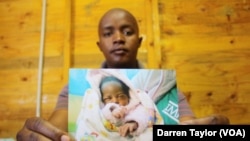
[[180, 116, 217, 125], [25, 117, 66, 141], [16, 126, 51, 141], [61, 135, 71, 141]]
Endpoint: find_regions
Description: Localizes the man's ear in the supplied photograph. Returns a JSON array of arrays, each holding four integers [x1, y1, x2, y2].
[[138, 37, 143, 46], [96, 41, 102, 51]]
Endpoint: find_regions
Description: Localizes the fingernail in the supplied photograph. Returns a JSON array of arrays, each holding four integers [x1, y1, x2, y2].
[[61, 135, 70, 141]]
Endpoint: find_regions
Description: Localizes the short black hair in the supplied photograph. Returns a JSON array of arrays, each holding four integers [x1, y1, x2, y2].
[[99, 76, 130, 102]]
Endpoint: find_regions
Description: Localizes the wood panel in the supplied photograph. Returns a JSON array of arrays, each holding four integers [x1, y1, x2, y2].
[[0, 0, 68, 138], [159, 0, 250, 124], [0, 0, 250, 139]]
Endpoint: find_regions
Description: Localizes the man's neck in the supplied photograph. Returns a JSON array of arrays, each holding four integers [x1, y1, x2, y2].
[[101, 61, 142, 68]]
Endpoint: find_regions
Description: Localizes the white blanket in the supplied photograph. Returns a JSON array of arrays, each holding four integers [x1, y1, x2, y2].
[[75, 69, 163, 141]]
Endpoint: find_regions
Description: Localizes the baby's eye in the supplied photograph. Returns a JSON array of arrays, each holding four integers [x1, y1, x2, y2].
[[117, 94, 127, 99], [103, 97, 111, 103]]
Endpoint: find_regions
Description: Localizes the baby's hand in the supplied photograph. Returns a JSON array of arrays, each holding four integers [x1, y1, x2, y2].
[[118, 121, 138, 137], [112, 107, 127, 119]]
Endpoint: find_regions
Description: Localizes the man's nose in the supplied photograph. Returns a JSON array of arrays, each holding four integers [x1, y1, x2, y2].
[[113, 31, 125, 44]]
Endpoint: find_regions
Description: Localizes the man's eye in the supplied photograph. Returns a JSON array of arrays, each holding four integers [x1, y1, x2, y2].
[[124, 31, 133, 36], [103, 32, 112, 37]]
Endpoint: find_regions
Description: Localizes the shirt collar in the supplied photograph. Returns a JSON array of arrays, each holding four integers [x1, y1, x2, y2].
[[101, 61, 144, 68]]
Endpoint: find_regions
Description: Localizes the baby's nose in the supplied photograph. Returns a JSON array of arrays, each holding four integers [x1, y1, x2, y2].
[[112, 97, 119, 104]]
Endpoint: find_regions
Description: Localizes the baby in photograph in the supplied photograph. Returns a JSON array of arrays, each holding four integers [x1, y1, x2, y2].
[[100, 76, 155, 137], [75, 69, 163, 141]]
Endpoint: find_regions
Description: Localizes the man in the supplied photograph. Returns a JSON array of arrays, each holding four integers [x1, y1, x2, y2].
[[16, 8, 229, 141]]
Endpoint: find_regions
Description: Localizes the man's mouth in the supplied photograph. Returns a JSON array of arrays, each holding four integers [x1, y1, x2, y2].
[[111, 49, 128, 55]]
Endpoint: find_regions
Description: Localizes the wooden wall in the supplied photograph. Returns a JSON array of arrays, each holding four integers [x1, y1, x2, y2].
[[0, 0, 249, 139], [158, 0, 250, 124], [0, 0, 67, 138]]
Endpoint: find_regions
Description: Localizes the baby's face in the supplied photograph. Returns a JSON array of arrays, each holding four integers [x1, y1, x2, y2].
[[101, 81, 129, 106]]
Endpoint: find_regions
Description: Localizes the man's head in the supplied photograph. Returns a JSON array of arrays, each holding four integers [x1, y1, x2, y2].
[[97, 8, 143, 68]]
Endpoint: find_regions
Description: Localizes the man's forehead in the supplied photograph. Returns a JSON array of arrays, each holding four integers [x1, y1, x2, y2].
[[99, 9, 138, 30], [101, 20, 135, 30], [101, 14, 135, 25]]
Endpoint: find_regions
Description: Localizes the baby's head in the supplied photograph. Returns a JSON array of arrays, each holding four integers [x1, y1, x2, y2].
[[99, 76, 130, 106]]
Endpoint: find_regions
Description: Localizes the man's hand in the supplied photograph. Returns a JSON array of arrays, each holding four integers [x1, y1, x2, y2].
[[179, 115, 230, 125], [16, 117, 72, 141]]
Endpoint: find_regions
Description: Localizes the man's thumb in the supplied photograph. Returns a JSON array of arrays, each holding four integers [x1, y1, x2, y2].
[[61, 135, 71, 141]]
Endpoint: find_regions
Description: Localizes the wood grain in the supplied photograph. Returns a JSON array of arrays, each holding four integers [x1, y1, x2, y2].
[[159, 0, 250, 124], [0, 0, 249, 138]]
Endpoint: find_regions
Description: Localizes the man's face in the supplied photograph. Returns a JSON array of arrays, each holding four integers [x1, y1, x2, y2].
[[97, 10, 142, 68]]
